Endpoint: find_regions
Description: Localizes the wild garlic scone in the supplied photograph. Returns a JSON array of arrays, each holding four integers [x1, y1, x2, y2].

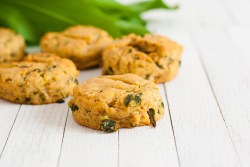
[[102, 34, 183, 83], [0, 27, 26, 63], [40, 25, 113, 69], [0, 53, 79, 104], [68, 74, 164, 132]]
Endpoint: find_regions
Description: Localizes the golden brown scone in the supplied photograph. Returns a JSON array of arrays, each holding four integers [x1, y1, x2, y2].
[[0, 27, 26, 63], [68, 74, 164, 132], [0, 53, 79, 104], [40, 25, 113, 69], [102, 34, 183, 83]]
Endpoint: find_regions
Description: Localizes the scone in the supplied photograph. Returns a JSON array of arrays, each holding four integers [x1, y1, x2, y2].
[[0, 27, 26, 63], [0, 53, 79, 104], [40, 25, 113, 69], [102, 34, 183, 83], [68, 74, 164, 132]]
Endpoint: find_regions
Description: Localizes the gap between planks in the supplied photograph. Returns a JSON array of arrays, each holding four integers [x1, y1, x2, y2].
[[190, 26, 250, 166], [57, 70, 179, 167], [56, 108, 70, 167], [188, 28, 243, 167], [155, 27, 241, 167], [0, 104, 22, 159], [163, 84, 181, 167]]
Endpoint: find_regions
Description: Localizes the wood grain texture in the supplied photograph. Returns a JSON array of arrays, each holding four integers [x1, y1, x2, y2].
[[227, 26, 250, 63], [0, 103, 69, 167], [1, 0, 250, 166], [158, 28, 239, 167], [190, 0, 234, 25], [145, 0, 200, 31], [145, 0, 233, 32], [58, 69, 119, 167], [0, 101, 20, 155], [119, 85, 179, 167], [0, 42, 38, 157], [223, 0, 250, 25], [193, 27, 250, 167]]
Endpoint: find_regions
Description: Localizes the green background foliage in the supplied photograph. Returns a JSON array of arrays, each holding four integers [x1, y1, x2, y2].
[[0, 0, 177, 45]]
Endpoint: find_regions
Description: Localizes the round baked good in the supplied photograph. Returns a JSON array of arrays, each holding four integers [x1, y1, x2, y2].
[[102, 34, 183, 83], [68, 74, 164, 132], [0, 53, 79, 104], [40, 25, 113, 69], [0, 27, 26, 63]]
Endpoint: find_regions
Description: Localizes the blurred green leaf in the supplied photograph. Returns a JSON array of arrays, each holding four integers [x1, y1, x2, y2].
[[0, 0, 178, 45]]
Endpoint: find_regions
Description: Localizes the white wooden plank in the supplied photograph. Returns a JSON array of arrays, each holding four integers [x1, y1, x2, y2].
[[191, 0, 234, 26], [0, 47, 37, 159], [0, 102, 68, 167], [78, 68, 102, 82], [223, 0, 250, 25], [0, 100, 20, 155], [0, 47, 38, 156], [192, 27, 250, 167], [58, 68, 119, 167], [144, 0, 200, 31], [227, 26, 250, 63], [26, 46, 40, 53], [119, 84, 179, 167], [145, 0, 234, 33], [153, 27, 240, 167]]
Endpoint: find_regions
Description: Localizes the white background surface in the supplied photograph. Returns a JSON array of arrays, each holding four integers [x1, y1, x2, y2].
[[0, 0, 250, 166]]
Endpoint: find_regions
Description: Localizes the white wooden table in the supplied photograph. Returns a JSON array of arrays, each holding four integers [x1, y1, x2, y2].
[[1, 0, 250, 166]]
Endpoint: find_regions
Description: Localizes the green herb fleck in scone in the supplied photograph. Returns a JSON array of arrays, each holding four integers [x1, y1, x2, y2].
[[102, 33, 183, 83], [101, 119, 116, 133], [68, 74, 164, 132], [0, 53, 79, 104]]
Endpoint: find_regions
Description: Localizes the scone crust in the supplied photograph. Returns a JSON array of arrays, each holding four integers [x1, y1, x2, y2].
[[0, 27, 26, 63], [102, 34, 183, 83], [0, 53, 79, 104], [68, 74, 164, 132], [40, 25, 113, 69]]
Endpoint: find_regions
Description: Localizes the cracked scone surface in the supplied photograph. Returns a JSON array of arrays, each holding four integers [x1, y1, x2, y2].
[[68, 74, 164, 132], [0, 27, 26, 63], [0, 53, 79, 104], [40, 25, 113, 69], [102, 34, 183, 83]]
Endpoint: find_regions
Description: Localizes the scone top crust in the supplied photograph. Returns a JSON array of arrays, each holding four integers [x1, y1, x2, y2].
[[40, 25, 113, 69], [102, 33, 183, 83], [112, 33, 182, 60], [69, 74, 164, 132], [0, 53, 79, 104], [63, 25, 110, 44], [0, 27, 26, 63]]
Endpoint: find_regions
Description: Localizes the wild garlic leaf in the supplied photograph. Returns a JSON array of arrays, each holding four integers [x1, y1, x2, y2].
[[0, 0, 178, 44], [134, 93, 142, 104], [0, 4, 37, 43], [101, 119, 116, 133], [70, 103, 79, 112], [128, 0, 178, 13], [124, 94, 133, 107], [147, 108, 156, 127]]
